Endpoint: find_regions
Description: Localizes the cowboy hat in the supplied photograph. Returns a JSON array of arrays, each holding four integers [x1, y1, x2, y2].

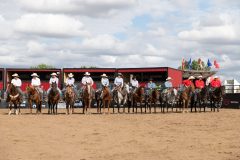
[[214, 76, 219, 79], [118, 73, 123, 76], [197, 75, 203, 78], [68, 73, 74, 77], [188, 76, 195, 80], [101, 73, 108, 77], [84, 72, 90, 76], [51, 73, 57, 76], [166, 77, 172, 81], [12, 73, 19, 77], [31, 73, 39, 77]]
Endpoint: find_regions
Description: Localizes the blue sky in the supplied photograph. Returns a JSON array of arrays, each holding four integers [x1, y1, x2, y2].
[[0, 0, 239, 81]]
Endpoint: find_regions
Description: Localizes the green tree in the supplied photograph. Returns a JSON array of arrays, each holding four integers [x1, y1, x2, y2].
[[31, 64, 55, 69]]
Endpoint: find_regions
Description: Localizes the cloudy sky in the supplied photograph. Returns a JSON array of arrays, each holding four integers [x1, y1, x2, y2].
[[0, 0, 240, 81]]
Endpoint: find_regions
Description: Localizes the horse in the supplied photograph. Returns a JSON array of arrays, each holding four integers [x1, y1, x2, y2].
[[82, 84, 94, 114], [48, 82, 60, 114], [27, 85, 42, 114], [101, 86, 112, 114], [95, 89, 102, 113], [145, 88, 159, 113], [131, 86, 145, 113], [8, 84, 21, 115], [209, 86, 224, 112], [65, 85, 76, 114], [161, 88, 178, 113], [179, 83, 195, 113], [191, 87, 209, 112], [112, 85, 128, 113]]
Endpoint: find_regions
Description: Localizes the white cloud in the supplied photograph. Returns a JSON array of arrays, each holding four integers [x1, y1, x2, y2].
[[15, 14, 90, 38]]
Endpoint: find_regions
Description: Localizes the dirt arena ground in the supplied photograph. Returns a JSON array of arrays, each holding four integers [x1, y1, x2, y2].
[[0, 108, 240, 160]]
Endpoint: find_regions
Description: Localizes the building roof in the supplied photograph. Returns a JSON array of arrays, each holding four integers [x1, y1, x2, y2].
[[182, 70, 217, 79]]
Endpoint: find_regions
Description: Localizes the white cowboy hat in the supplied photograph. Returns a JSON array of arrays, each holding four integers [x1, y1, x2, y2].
[[118, 73, 123, 76], [51, 73, 57, 76], [214, 76, 219, 79], [31, 73, 39, 77], [188, 76, 195, 80], [12, 73, 19, 77], [68, 73, 74, 78], [84, 72, 90, 76], [101, 73, 108, 77], [198, 75, 203, 78], [166, 77, 172, 81]]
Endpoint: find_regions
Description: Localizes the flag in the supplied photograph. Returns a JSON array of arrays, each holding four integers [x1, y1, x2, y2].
[[207, 59, 212, 67], [198, 58, 203, 70], [214, 60, 220, 69], [181, 58, 185, 70], [188, 58, 192, 69]]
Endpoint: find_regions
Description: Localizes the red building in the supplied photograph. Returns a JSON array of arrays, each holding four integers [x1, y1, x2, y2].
[[117, 67, 182, 88], [63, 68, 116, 89], [5, 68, 62, 91], [0, 68, 4, 91]]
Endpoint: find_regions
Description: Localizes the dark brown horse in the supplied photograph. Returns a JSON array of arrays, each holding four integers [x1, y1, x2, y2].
[[180, 83, 195, 113], [101, 86, 112, 114], [65, 85, 76, 114], [145, 89, 158, 113], [210, 86, 224, 112], [48, 82, 60, 114], [82, 84, 94, 114], [27, 85, 42, 114], [131, 86, 145, 113], [8, 84, 21, 115]]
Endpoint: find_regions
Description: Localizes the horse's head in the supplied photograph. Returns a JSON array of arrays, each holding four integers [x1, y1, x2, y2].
[[136, 86, 144, 96], [9, 83, 18, 95], [27, 85, 36, 95]]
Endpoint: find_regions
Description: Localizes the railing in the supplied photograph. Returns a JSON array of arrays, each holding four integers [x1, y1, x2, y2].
[[224, 85, 240, 94]]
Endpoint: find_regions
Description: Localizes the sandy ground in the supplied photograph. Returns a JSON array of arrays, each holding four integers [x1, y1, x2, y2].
[[0, 108, 240, 160]]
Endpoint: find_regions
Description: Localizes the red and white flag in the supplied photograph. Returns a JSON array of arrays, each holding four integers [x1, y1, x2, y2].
[[214, 60, 220, 69]]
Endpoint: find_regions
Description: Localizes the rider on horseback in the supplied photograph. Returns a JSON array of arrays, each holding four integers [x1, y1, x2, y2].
[[113, 73, 123, 91], [81, 72, 94, 90], [47, 73, 62, 99], [210, 76, 221, 93], [180, 76, 195, 93], [130, 76, 139, 93], [145, 78, 156, 95], [63, 73, 78, 97], [6, 73, 24, 102], [101, 73, 109, 88], [31, 73, 43, 101], [163, 77, 173, 94], [194, 75, 205, 101]]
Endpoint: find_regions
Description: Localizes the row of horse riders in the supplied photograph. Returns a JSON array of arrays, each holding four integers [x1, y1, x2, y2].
[[6, 70, 222, 100]]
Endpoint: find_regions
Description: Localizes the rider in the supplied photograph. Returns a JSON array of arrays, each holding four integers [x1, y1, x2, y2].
[[31, 73, 43, 101], [210, 76, 221, 92], [145, 78, 156, 94], [101, 73, 109, 88], [194, 75, 205, 100], [81, 72, 94, 90], [114, 73, 124, 91], [130, 76, 139, 92], [47, 72, 62, 99], [183, 76, 195, 88], [164, 77, 173, 93], [64, 73, 78, 97], [6, 73, 24, 102]]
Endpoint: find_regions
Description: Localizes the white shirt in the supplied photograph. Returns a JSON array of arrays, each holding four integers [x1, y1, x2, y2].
[[131, 79, 139, 88], [101, 78, 109, 86], [31, 77, 41, 87], [49, 77, 59, 84], [206, 77, 213, 86], [114, 77, 123, 87], [82, 76, 94, 86], [11, 78, 22, 87], [66, 77, 75, 86], [125, 84, 130, 93]]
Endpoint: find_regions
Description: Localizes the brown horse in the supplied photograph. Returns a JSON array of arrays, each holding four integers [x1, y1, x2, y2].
[[131, 86, 145, 113], [101, 86, 112, 114], [65, 85, 76, 114], [8, 84, 21, 115], [27, 85, 42, 114], [48, 82, 60, 114], [145, 89, 159, 113], [82, 84, 94, 114], [180, 84, 195, 113], [210, 86, 224, 112]]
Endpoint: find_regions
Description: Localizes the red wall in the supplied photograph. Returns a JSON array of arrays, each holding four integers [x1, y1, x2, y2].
[[0, 82, 3, 90], [168, 68, 182, 88]]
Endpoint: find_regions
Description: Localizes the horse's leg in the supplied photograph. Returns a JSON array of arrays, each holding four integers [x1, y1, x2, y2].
[[8, 102, 12, 115], [103, 100, 106, 114], [29, 100, 33, 114]]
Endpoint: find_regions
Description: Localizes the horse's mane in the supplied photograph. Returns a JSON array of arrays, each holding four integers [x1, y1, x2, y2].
[[136, 86, 144, 95]]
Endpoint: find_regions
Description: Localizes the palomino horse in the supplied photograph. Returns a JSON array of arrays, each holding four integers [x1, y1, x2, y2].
[[209, 86, 224, 112], [101, 86, 112, 114], [27, 85, 42, 114], [145, 89, 158, 113], [48, 82, 60, 114], [65, 85, 76, 114], [112, 85, 128, 113], [82, 84, 94, 114], [8, 84, 21, 115], [180, 84, 195, 113], [131, 86, 145, 113]]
